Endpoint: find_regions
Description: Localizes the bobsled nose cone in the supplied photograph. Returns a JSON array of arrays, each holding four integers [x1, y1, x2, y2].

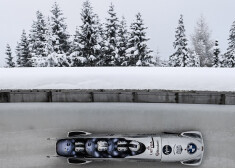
[[56, 140, 74, 156], [56, 140, 63, 156]]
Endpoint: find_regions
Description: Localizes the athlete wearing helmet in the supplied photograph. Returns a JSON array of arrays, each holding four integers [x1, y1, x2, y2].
[[75, 142, 85, 152], [97, 140, 108, 151], [129, 141, 140, 152], [117, 141, 128, 152]]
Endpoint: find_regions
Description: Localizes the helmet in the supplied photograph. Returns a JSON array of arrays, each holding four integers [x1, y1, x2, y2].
[[75, 146, 85, 152], [75, 142, 84, 146], [97, 141, 108, 151], [117, 141, 128, 152], [75, 142, 85, 152], [129, 141, 140, 152], [117, 146, 128, 152], [117, 141, 127, 145]]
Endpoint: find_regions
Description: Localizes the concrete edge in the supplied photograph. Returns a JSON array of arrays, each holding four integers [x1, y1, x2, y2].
[[1, 89, 235, 105]]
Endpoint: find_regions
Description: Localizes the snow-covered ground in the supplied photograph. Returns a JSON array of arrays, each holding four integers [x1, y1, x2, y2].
[[0, 67, 235, 91]]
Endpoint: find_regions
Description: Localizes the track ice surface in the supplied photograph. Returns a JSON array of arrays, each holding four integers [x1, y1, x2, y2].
[[0, 103, 234, 168]]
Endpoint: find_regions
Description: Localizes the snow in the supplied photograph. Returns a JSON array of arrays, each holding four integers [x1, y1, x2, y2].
[[0, 67, 235, 91], [77, 56, 87, 63], [136, 60, 142, 66], [0, 103, 235, 168], [89, 55, 96, 61]]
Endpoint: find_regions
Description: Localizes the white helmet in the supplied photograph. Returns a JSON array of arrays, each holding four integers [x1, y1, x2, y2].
[[117, 141, 128, 152], [97, 141, 108, 151], [129, 141, 140, 152], [117, 146, 128, 152], [117, 141, 127, 145], [75, 142, 84, 146], [75, 142, 85, 152], [75, 146, 84, 152]]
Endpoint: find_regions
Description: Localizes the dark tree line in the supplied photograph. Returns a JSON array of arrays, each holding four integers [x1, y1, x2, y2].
[[5, 1, 154, 68], [5, 1, 235, 68]]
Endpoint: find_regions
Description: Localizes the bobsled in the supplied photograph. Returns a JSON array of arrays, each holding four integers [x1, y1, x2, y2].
[[54, 131, 204, 166]]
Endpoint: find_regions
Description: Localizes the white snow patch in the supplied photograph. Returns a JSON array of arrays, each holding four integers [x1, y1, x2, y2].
[[0, 67, 235, 91]]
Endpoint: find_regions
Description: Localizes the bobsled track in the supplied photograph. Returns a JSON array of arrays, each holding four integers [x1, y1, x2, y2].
[[0, 103, 234, 168]]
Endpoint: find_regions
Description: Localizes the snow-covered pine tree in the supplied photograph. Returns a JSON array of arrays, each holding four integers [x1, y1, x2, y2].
[[5, 44, 15, 68], [95, 19, 106, 66], [126, 13, 153, 66], [219, 54, 226, 67], [15, 42, 21, 66], [152, 49, 162, 67], [104, 3, 119, 66], [117, 16, 129, 66], [43, 16, 62, 67], [169, 15, 189, 67], [212, 40, 220, 67], [224, 21, 235, 67], [29, 16, 60, 67], [188, 50, 200, 67], [191, 15, 214, 67], [45, 17, 54, 55], [50, 2, 70, 66], [69, 27, 84, 67], [18, 30, 32, 67], [29, 11, 48, 67], [71, 0, 101, 67]]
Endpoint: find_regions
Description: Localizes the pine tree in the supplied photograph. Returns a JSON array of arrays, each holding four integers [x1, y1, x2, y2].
[[212, 40, 220, 67], [126, 13, 153, 66], [32, 16, 64, 67], [191, 15, 214, 67], [169, 15, 189, 67], [188, 50, 200, 67], [29, 11, 48, 67], [5, 44, 15, 67], [50, 2, 70, 55], [219, 54, 226, 67], [117, 16, 129, 66], [95, 20, 106, 66], [152, 50, 162, 67], [72, 0, 101, 66], [225, 21, 235, 67], [103, 3, 119, 66], [45, 17, 54, 55], [15, 42, 21, 66], [18, 30, 31, 67], [69, 27, 84, 67]]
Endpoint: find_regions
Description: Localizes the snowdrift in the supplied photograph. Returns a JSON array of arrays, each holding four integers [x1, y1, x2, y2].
[[0, 67, 235, 91]]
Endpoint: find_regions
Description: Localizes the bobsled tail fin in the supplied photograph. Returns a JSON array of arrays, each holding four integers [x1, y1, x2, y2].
[[180, 131, 203, 142], [180, 156, 203, 166], [67, 131, 92, 137], [67, 158, 92, 165]]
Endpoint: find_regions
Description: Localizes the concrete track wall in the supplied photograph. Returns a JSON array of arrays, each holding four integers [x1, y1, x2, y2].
[[1, 89, 235, 105]]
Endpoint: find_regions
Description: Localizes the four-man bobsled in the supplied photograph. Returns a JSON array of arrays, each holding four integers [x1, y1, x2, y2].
[[53, 131, 204, 166]]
